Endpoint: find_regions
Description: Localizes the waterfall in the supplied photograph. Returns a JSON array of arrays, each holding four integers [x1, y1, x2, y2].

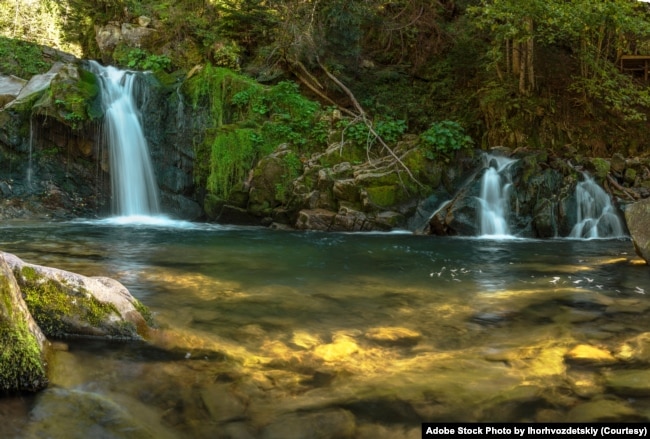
[[569, 173, 626, 239], [89, 61, 160, 217], [478, 155, 516, 237]]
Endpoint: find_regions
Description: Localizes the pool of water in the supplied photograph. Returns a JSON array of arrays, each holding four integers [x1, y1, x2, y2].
[[0, 220, 649, 437]]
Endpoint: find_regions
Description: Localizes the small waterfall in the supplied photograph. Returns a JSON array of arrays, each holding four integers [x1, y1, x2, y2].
[[89, 61, 160, 217], [569, 173, 626, 239], [27, 115, 35, 188], [478, 155, 516, 237]]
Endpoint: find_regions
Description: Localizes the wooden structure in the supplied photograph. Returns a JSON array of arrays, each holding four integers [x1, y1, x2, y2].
[[619, 55, 650, 81]]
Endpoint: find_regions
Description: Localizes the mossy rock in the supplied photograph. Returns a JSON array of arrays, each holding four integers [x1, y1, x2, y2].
[[586, 158, 611, 181], [0, 257, 48, 392], [4, 252, 153, 340], [364, 185, 404, 208]]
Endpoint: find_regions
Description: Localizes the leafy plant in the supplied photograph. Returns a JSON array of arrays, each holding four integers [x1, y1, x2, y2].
[[420, 120, 474, 160]]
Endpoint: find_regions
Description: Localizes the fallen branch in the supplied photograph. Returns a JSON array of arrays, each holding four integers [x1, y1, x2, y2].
[[317, 57, 425, 189], [607, 174, 637, 201]]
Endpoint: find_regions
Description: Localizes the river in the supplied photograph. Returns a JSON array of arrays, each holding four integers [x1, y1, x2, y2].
[[1, 220, 649, 437]]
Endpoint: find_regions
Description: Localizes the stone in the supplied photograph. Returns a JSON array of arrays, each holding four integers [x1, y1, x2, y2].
[[364, 327, 421, 347], [25, 388, 177, 439], [624, 198, 650, 264], [200, 383, 247, 422], [0, 74, 27, 107], [0, 256, 49, 392], [566, 398, 643, 422], [564, 344, 617, 366], [616, 332, 650, 363], [605, 369, 650, 397], [313, 334, 359, 362], [261, 409, 356, 439], [295, 209, 337, 231], [611, 152, 626, 174], [3, 251, 152, 339], [5, 63, 65, 110]]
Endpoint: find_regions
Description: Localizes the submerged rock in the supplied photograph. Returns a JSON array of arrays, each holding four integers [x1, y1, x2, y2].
[[625, 198, 650, 264], [25, 387, 177, 439], [3, 251, 153, 340], [0, 255, 49, 392]]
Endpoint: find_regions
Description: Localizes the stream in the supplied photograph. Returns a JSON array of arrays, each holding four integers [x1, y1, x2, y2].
[[1, 220, 649, 437]]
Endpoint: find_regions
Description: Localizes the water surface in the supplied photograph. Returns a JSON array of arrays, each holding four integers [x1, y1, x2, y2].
[[1, 221, 649, 437]]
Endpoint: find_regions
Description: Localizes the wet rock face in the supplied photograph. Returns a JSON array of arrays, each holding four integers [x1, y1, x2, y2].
[[625, 198, 650, 264]]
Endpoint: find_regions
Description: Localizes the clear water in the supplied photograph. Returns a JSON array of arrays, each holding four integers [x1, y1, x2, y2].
[[0, 221, 649, 437]]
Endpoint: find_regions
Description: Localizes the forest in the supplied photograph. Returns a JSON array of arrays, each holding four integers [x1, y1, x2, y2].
[[3, 0, 650, 156]]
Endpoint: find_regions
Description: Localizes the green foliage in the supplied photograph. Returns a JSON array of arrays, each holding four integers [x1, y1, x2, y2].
[[0, 37, 51, 77], [420, 120, 474, 160], [187, 63, 322, 198], [49, 67, 101, 128], [337, 117, 406, 149], [114, 47, 172, 72], [203, 126, 261, 200], [275, 151, 303, 202]]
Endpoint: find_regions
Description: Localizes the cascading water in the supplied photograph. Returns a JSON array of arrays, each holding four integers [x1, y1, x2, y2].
[[478, 155, 516, 237], [569, 173, 626, 239], [89, 60, 160, 218]]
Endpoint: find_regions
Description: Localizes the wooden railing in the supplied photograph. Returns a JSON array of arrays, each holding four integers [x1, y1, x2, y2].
[[619, 55, 650, 81]]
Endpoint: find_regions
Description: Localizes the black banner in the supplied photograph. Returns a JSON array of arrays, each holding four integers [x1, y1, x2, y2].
[[422, 423, 648, 439]]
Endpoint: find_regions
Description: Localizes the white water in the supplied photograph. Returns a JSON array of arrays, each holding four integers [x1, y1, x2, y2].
[[478, 155, 516, 237], [569, 173, 626, 239], [89, 61, 160, 217]]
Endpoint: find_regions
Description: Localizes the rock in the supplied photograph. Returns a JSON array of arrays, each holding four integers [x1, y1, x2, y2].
[[0, 75, 27, 107], [3, 251, 153, 339], [611, 153, 626, 174], [605, 369, 650, 397], [616, 332, 650, 363], [5, 63, 65, 110], [25, 388, 177, 439], [564, 344, 617, 366], [566, 398, 644, 422], [261, 409, 356, 439], [200, 383, 247, 422], [295, 209, 337, 231], [364, 327, 421, 347], [624, 198, 650, 264], [313, 334, 359, 362], [0, 256, 49, 392]]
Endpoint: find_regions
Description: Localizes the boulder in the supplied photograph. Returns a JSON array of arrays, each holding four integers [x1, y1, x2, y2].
[[625, 198, 650, 264], [3, 251, 153, 339], [0, 255, 49, 392], [4, 62, 65, 110], [0, 75, 27, 107]]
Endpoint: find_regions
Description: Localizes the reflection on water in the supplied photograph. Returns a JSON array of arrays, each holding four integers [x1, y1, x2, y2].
[[1, 222, 650, 437]]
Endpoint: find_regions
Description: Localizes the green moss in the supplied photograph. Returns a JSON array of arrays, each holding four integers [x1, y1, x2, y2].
[[132, 298, 155, 328], [0, 276, 47, 392], [17, 267, 124, 338], [46, 67, 101, 129], [365, 185, 404, 208], [0, 319, 47, 391], [590, 157, 611, 180]]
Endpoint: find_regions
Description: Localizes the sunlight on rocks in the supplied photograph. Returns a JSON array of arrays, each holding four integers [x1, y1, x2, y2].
[[143, 269, 245, 300], [314, 334, 360, 362], [291, 330, 322, 350], [565, 344, 617, 366]]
